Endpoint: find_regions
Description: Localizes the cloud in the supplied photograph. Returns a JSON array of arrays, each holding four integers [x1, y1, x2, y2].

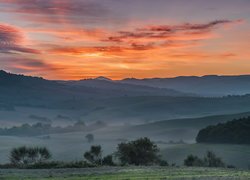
[[106, 20, 242, 43], [48, 19, 241, 56], [0, 24, 40, 54], [0, 0, 112, 24], [0, 57, 62, 73], [48, 45, 124, 57]]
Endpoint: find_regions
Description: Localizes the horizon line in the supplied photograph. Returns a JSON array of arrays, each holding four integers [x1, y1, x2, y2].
[[1, 69, 250, 81]]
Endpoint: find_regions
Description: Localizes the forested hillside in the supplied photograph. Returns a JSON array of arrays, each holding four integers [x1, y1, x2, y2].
[[196, 117, 250, 144]]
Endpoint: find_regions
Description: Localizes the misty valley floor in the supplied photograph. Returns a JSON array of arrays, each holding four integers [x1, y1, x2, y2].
[[1, 167, 250, 180]]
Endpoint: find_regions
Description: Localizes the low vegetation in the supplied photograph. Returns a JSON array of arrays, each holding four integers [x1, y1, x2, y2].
[[1, 167, 250, 179], [3, 137, 235, 170], [2, 138, 167, 168], [184, 151, 225, 167], [196, 117, 250, 144]]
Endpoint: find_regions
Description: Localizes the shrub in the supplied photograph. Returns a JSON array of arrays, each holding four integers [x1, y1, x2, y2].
[[102, 155, 115, 166], [184, 151, 225, 168], [184, 155, 204, 167], [158, 160, 169, 166], [204, 151, 225, 167]]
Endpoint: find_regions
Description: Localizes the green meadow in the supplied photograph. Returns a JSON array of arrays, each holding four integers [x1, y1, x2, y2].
[[1, 167, 250, 180]]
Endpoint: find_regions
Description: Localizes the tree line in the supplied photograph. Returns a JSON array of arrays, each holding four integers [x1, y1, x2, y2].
[[0, 121, 106, 136], [196, 117, 250, 144]]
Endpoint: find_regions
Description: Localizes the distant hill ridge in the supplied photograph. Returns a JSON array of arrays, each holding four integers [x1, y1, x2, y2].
[[2, 70, 250, 96], [120, 75, 250, 96], [0, 70, 189, 109]]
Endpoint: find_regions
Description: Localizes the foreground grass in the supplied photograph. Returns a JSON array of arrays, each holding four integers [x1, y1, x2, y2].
[[1, 167, 250, 180]]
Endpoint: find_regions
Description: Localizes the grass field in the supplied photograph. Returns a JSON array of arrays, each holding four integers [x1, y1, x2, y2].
[[161, 144, 250, 169], [0, 133, 249, 169], [0, 167, 250, 180]]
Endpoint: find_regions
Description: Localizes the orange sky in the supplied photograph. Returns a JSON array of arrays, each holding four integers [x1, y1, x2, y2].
[[0, 0, 250, 80]]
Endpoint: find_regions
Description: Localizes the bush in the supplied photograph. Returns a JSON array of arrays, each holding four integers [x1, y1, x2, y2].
[[158, 160, 169, 166], [184, 155, 204, 167], [116, 137, 160, 165], [102, 155, 115, 166], [184, 151, 225, 168], [16, 161, 95, 169], [204, 151, 225, 167]]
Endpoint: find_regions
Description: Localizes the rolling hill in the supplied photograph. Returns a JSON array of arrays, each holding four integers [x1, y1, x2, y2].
[[2, 70, 250, 125], [0, 70, 188, 110], [120, 111, 250, 142]]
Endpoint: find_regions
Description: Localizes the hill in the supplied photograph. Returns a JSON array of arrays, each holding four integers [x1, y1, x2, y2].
[[196, 117, 250, 144], [2, 71, 250, 125], [120, 75, 250, 96], [120, 112, 250, 142], [0, 70, 188, 110]]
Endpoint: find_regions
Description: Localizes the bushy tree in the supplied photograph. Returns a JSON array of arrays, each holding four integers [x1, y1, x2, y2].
[[10, 146, 52, 166], [10, 146, 29, 166], [27, 147, 39, 164], [116, 137, 160, 165], [204, 151, 225, 167], [102, 155, 115, 166], [184, 155, 204, 167], [37, 147, 52, 163], [84, 145, 102, 165]]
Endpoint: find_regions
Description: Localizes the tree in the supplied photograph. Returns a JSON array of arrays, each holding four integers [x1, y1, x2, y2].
[[10, 146, 52, 166], [27, 147, 39, 164], [85, 133, 94, 143], [102, 155, 115, 166], [184, 155, 204, 167], [37, 147, 52, 163], [183, 151, 225, 167], [10, 146, 29, 166], [84, 145, 102, 165], [116, 137, 160, 165], [204, 151, 225, 167]]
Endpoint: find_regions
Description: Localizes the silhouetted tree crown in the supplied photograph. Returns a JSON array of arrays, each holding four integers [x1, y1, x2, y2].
[[116, 137, 160, 165], [84, 145, 102, 165], [10, 146, 51, 166]]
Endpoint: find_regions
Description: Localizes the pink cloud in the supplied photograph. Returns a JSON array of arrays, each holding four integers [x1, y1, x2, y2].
[[0, 24, 40, 54]]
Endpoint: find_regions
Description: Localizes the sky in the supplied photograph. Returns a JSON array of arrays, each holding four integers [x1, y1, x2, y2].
[[0, 0, 250, 80]]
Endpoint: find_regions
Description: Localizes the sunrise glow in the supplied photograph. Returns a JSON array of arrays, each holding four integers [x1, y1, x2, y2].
[[0, 0, 250, 80]]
